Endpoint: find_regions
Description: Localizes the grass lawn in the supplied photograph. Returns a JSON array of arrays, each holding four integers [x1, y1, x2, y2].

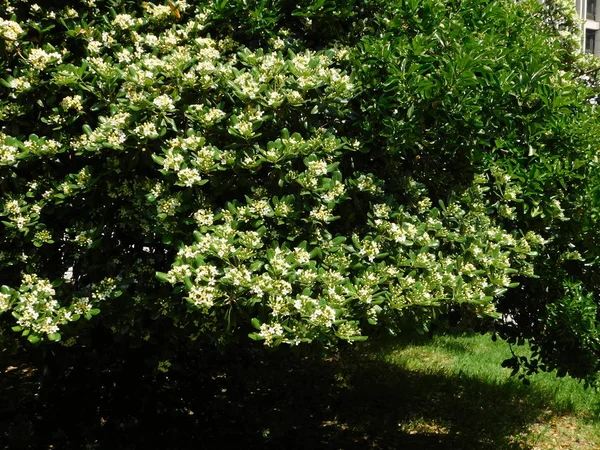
[[1, 332, 599, 449], [363, 332, 600, 449]]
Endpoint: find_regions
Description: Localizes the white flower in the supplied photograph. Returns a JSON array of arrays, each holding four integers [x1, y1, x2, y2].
[[310, 305, 336, 327], [337, 322, 360, 341], [269, 248, 290, 274], [373, 204, 391, 218], [4, 200, 20, 215], [272, 37, 285, 49], [193, 209, 214, 226], [72, 297, 92, 314], [225, 267, 252, 286], [202, 107, 226, 126], [321, 181, 345, 203], [158, 197, 181, 216], [105, 129, 127, 148], [234, 73, 261, 99], [310, 205, 332, 222], [113, 14, 136, 29], [8, 78, 31, 91], [525, 232, 546, 246], [498, 204, 515, 219], [258, 322, 284, 346], [60, 95, 83, 111], [146, 4, 172, 20], [27, 48, 63, 70], [266, 90, 284, 106], [0, 19, 24, 41], [177, 167, 202, 186], [116, 48, 132, 63], [232, 119, 253, 136], [0, 292, 11, 311], [65, 7, 79, 18], [356, 174, 377, 193], [153, 94, 175, 111], [359, 240, 380, 262], [250, 199, 272, 217], [134, 121, 158, 139], [0, 144, 18, 164], [417, 197, 432, 212], [87, 40, 102, 54], [293, 248, 310, 265], [14, 216, 27, 230]]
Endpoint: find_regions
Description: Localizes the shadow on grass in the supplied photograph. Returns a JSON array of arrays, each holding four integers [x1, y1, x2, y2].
[[0, 343, 560, 450]]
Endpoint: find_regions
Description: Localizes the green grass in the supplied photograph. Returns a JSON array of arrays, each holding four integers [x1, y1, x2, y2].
[[358, 332, 600, 449]]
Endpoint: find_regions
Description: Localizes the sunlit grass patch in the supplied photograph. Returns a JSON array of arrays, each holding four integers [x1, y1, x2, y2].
[[361, 332, 600, 449]]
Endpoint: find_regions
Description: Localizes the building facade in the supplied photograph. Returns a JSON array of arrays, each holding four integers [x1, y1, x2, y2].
[[576, 0, 600, 55]]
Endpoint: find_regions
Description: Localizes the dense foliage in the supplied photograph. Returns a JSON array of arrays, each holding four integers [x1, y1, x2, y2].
[[1, 0, 600, 384]]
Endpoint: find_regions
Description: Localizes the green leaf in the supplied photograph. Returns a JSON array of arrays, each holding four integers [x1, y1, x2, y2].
[[227, 202, 238, 215], [156, 272, 171, 283], [309, 248, 322, 259], [48, 333, 61, 342], [151, 153, 165, 165], [248, 332, 263, 341], [331, 236, 346, 246]]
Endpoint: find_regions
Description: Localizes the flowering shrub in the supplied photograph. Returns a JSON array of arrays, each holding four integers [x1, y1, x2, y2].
[[1, 0, 600, 382]]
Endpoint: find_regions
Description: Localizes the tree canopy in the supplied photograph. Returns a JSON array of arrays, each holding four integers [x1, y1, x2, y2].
[[1, 0, 600, 384]]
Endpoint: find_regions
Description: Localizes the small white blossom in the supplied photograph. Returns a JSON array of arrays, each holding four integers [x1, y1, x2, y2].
[[359, 240, 380, 262], [153, 94, 175, 111], [310, 305, 336, 327], [0, 292, 11, 311], [134, 122, 158, 139], [177, 167, 202, 186], [113, 14, 136, 29], [0, 19, 24, 41], [306, 160, 328, 176], [60, 95, 83, 111], [27, 48, 63, 70], [258, 322, 284, 346]]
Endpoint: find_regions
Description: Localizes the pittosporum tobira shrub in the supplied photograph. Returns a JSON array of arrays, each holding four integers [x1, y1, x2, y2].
[[1, 0, 600, 384]]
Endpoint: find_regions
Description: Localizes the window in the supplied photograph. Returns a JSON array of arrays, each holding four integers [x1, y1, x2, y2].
[[588, 0, 597, 20], [586, 30, 597, 55]]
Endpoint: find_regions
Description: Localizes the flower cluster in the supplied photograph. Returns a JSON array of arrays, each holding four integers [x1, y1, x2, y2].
[[163, 177, 546, 346], [4, 274, 117, 342]]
